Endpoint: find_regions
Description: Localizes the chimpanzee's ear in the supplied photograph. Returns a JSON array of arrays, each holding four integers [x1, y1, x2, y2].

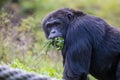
[[66, 11, 74, 21]]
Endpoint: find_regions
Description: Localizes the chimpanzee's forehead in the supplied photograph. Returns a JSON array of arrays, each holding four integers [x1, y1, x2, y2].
[[44, 12, 63, 24], [42, 8, 73, 26], [47, 11, 66, 19], [46, 8, 73, 19]]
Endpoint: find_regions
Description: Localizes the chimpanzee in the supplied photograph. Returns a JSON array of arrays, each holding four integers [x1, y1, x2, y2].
[[42, 8, 120, 80]]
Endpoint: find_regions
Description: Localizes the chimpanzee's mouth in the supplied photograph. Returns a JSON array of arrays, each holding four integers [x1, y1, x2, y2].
[[51, 37, 64, 50], [48, 34, 62, 39]]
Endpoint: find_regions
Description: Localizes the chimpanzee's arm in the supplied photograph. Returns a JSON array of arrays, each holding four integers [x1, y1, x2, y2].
[[63, 37, 92, 80]]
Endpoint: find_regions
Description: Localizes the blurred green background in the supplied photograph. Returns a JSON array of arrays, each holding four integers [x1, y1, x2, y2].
[[0, 0, 120, 79]]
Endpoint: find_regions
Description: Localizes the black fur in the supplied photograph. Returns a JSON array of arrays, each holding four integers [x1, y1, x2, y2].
[[42, 8, 120, 80]]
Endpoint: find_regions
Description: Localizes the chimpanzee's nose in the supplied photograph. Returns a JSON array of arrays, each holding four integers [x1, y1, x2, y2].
[[51, 29, 56, 34], [48, 29, 57, 39]]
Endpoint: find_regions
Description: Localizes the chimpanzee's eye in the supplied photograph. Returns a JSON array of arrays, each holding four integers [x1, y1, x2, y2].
[[54, 22, 61, 26], [46, 22, 60, 27]]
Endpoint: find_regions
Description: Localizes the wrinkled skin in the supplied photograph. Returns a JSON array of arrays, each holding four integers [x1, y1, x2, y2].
[[42, 8, 120, 80]]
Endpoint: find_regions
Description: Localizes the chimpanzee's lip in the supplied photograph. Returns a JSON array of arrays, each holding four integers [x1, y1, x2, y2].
[[48, 35, 63, 39]]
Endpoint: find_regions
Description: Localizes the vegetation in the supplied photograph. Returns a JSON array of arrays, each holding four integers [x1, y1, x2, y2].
[[0, 0, 120, 79], [44, 37, 64, 53]]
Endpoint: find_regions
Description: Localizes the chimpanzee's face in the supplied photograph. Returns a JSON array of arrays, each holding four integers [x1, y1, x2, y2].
[[42, 8, 75, 39]]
